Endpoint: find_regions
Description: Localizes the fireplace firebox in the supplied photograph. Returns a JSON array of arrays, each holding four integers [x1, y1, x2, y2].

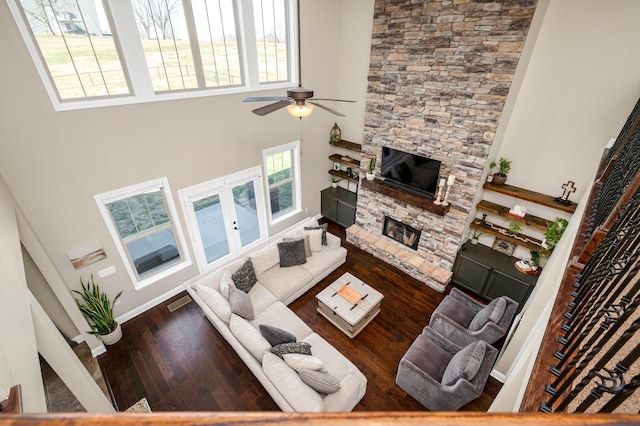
[[383, 216, 421, 250]]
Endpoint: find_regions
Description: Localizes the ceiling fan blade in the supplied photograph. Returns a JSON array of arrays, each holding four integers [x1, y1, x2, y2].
[[308, 101, 345, 117], [251, 100, 292, 116], [310, 98, 356, 103], [244, 96, 288, 102]]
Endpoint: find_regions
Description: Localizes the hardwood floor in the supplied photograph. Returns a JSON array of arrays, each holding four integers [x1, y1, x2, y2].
[[98, 220, 501, 412]]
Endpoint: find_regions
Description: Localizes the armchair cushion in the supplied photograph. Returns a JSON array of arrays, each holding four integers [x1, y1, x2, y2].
[[441, 340, 486, 386], [469, 297, 507, 331]]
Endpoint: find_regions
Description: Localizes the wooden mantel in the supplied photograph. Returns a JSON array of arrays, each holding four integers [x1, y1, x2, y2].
[[361, 178, 450, 216]]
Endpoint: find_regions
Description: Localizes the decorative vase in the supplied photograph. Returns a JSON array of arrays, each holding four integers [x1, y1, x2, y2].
[[366, 173, 375, 181], [492, 174, 507, 185], [100, 322, 122, 345]]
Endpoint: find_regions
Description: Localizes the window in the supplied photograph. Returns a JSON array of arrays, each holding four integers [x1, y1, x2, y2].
[[95, 177, 190, 289], [8, 0, 294, 110], [263, 141, 301, 223], [179, 167, 267, 272]]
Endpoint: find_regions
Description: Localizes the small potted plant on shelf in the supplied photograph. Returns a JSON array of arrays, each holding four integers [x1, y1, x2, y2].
[[329, 176, 342, 188], [530, 250, 541, 269], [470, 229, 483, 245], [508, 222, 522, 235], [544, 217, 569, 252], [486, 161, 497, 183], [73, 275, 123, 345], [366, 157, 376, 181], [492, 157, 511, 185]]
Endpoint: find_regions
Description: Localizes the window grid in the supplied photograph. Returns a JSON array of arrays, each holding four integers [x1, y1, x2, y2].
[[263, 141, 300, 223]]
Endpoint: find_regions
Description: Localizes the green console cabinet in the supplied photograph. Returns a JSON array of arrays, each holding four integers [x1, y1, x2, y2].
[[321, 187, 357, 228], [451, 242, 538, 312]]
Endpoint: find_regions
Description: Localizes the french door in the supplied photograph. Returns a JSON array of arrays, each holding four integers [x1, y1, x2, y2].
[[180, 167, 267, 272]]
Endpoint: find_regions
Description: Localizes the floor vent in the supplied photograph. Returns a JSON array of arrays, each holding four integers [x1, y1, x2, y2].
[[167, 295, 192, 312]]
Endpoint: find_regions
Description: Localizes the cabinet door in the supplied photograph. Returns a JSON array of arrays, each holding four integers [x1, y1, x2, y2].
[[336, 200, 356, 227], [452, 254, 491, 295], [321, 190, 337, 221], [484, 269, 531, 309]]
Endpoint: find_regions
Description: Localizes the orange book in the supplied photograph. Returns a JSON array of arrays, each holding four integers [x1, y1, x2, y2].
[[338, 285, 362, 304]]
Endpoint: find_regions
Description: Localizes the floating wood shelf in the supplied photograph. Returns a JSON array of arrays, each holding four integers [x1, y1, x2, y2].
[[329, 169, 359, 184], [332, 139, 361, 152], [471, 218, 549, 255], [329, 154, 360, 169], [483, 182, 577, 214], [476, 200, 550, 232], [361, 178, 449, 216]]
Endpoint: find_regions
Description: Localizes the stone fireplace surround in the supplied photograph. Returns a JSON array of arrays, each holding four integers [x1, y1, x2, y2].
[[346, 0, 536, 292]]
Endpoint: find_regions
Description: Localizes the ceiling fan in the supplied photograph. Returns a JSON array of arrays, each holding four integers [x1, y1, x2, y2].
[[243, 0, 354, 118]]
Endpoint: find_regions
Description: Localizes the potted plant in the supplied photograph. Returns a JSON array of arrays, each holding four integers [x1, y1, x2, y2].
[[469, 229, 483, 245], [329, 176, 342, 188], [487, 161, 497, 183], [73, 275, 123, 345], [492, 157, 511, 185], [544, 217, 569, 252], [530, 250, 541, 268], [366, 157, 376, 181], [508, 222, 522, 235]]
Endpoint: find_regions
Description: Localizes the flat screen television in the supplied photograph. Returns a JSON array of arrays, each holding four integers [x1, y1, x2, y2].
[[380, 147, 441, 198]]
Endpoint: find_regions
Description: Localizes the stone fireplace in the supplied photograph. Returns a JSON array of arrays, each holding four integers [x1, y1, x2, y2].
[[383, 216, 421, 250], [347, 0, 536, 291]]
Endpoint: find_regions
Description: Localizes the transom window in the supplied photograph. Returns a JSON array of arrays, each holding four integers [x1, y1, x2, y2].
[[263, 140, 301, 223], [8, 0, 293, 110]]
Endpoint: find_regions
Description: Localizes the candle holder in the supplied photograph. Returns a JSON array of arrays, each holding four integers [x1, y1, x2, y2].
[[434, 182, 445, 205], [442, 182, 453, 206]]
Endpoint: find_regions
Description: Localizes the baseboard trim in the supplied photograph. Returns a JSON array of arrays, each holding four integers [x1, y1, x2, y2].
[[92, 345, 106, 357], [491, 369, 506, 383], [71, 334, 85, 344], [115, 285, 186, 325]]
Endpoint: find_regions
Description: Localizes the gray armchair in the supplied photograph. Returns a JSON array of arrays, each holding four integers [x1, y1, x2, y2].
[[395, 326, 498, 411], [429, 287, 518, 347]]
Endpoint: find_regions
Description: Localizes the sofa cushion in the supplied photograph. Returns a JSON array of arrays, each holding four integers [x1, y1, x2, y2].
[[298, 369, 342, 394], [250, 245, 280, 276], [229, 315, 271, 362], [303, 333, 358, 383], [252, 302, 313, 341], [441, 340, 486, 386], [400, 332, 451, 383], [262, 352, 325, 412], [304, 223, 328, 245], [298, 229, 323, 252], [196, 284, 231, 324], [229, 287, 254, 320], [302, 246, 347, 277], [258, 265, 313, 302], [283, 235, 312, 257], [247, 283, 278, 316], [271, 342, 312, 358], [232, 259, 258, 293], [469, 297, 507, 331], [277, 239, 307, 267], [259, 324, 296, 346], [219, 270, 234, 299], [283, 354, 324, 372]]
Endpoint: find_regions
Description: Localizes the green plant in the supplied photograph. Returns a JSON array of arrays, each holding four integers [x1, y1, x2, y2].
[[530, 250, 541, 267], [368, 157, 376, 173], [489, 161, 497, 171], [73, 275, 122, 335], [495, 157, 511, 176], [470, 229, 483, 240], [329, 176, 342, 183], [508, 222, 522, 235], [544, 217, 569, 251]]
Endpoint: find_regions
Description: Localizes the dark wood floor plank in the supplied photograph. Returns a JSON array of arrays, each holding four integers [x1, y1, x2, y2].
[[98, 220, 501, 412]]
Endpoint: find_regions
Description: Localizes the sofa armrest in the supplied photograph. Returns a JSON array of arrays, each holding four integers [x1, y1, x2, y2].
[[447, 287, 485, 313], [326, 232, 342, 249]]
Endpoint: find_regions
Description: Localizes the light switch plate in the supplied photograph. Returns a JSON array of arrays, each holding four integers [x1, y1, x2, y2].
[[98, 265, 116, 278]]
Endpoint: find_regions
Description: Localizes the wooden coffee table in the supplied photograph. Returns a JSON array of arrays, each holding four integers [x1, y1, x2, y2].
[[316, 272, 384, 338]]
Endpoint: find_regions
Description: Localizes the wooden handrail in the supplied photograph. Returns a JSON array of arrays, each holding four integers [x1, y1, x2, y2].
[[1, 385, 22, 414]]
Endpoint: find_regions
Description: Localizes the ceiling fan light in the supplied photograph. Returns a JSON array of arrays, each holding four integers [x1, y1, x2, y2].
[[287, 103, 314, 118]]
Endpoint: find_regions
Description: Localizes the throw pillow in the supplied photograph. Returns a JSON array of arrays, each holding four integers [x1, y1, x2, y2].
[[219, 270, 235, 300], [250, 245, 280, 275], [277, 239, 307, 267], [232, 259, 258, 293], [229, 315, 271, 362], [259, 324, 297, 346], [271, 342, 312, 358], [283, 235, 312, 257], [229, 287, 254, 320], [283, 354, 324, 371], [469, 297, 507, 331], [304, 223, 328, 245], [195, 284, 231, 324], [298, 369, 341, 394], [441, 341, 486, 386], [298, 229, 323, 252]]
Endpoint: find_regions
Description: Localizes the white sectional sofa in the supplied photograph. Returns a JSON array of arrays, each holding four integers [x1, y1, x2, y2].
[[184, 217, 367, 412]]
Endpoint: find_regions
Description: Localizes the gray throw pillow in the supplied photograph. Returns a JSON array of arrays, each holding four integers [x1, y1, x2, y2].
[[259, 324, 297, 346], [277, 239, 307, 267], [232, 259, 257, 293], [441, 341, 486, 386], [229, 287, 254, 320], [469, 297, 507, 331], [271, 342, 312, 358], [304, 223, 328, 245], [298, 369, 341, 394], [283, 235, 312, 257]]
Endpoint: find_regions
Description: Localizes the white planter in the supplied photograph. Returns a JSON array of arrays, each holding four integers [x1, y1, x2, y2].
[[366, 173, 375, 181], [331, 182, 338, 188], [100, 322, 122, 345], [471, 238, 479, 245]]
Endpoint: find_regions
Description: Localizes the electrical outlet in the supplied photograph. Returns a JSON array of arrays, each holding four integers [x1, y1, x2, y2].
[[98, 265, 116, 278]]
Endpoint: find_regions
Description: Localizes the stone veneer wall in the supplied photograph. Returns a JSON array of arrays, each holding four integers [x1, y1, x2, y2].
[[348, 0, 537, 291]]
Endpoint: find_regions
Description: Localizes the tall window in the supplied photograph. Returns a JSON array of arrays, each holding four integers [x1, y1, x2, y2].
[[263, 141, 301, 223], [95, 177, 190, 289], [8, 0, 293, 110]]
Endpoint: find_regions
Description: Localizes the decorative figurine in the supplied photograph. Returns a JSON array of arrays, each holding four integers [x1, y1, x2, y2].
[[330, 122, 341, 145], [554, 180, 577, 205]]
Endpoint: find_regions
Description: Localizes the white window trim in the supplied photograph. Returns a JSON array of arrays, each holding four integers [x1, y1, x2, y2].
[[263, 140, 302, 225], [179, 166, 267, 273], [6, 0, 297, 111], [95, 177, 191, 290]]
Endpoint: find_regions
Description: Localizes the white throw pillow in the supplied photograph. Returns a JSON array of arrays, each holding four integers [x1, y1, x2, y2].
[[298, 229, 322, 252], [196, 284, 231, 324], [283, 354, 324, 371], [229, 315, 271, 362], [219, 270, 235, 300], [251, 245, 280, 275], [262, 352, 325, 411]]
